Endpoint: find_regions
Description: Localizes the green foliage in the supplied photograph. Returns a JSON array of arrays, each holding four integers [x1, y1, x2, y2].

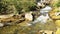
[[53, 0, 60, 7], [13, 0, 36, 12], [0, 0, 16, 15], [0, 0, 36, 15]]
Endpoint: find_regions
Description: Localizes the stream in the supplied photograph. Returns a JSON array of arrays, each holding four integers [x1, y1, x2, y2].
[[0, 6, 52, 27], [27, 6, 52, 26]]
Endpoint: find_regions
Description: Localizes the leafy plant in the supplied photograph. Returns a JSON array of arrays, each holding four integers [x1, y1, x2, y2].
[[52, 0, 60, 7], [0, 0, 36, 14], [0, 0, 16, 15]]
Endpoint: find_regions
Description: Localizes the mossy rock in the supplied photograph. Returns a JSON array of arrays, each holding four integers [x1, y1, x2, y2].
[[49, 8, 60, 20]]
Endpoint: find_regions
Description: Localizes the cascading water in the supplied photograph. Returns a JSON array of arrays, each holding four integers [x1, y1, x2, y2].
[[27, 6, 52, 26]]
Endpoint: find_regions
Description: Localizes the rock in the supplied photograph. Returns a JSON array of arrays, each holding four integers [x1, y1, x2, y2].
[[39, 30, 54, 34], [37, 0, 51, 8], [55, 20, 60, 27], [4, 23, 12, 26], [56, 28, 60, 34], [25, 12, 33, 21], [49, 8, 60, 20], [55, 12, 60, 16], [0, 14, 14, 18], [37, 0, 51, 4], [0, 23, 4, 27], [37, 2, 45, 8]]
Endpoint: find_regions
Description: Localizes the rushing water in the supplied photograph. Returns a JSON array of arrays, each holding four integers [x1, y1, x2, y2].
[[27, 6, 52, 26]]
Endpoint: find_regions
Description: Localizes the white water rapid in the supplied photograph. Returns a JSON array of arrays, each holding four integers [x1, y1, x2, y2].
[[27, 6, 52, 26]]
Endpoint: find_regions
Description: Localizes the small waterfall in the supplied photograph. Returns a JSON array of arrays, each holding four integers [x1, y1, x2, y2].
[[27, 6, 52, 26], [33, 6, 52, 23]]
